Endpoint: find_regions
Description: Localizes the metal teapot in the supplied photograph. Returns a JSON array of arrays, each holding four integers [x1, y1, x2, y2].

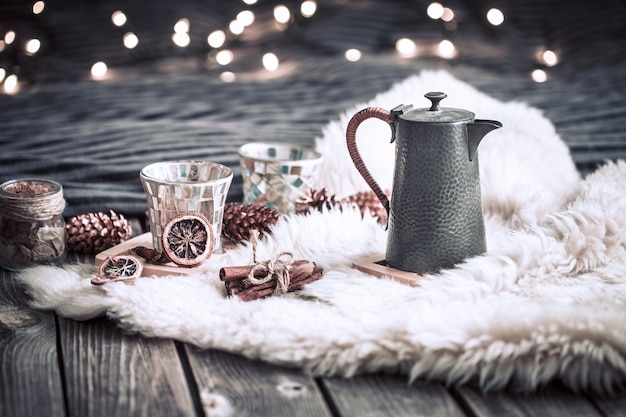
[[346, 92, 502, 274]]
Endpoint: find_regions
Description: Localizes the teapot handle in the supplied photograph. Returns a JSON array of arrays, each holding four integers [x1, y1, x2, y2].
[[346, 107, 392, 217]]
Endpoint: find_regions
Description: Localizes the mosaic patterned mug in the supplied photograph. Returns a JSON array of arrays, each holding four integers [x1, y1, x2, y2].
[[140, 161, 232, 253], [238, 142, 323, 214]]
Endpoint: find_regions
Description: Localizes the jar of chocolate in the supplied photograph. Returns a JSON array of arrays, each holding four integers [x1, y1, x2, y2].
[[0, 179, 67, 271]]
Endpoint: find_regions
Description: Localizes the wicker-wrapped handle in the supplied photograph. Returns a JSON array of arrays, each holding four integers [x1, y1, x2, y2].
[[346, 107, 392, 217]]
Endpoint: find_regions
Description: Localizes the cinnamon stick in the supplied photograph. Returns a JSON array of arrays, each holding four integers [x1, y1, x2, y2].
[[226, 265, 319, 295], [234, 267, 324, 301], [220, 260, 311, 282]]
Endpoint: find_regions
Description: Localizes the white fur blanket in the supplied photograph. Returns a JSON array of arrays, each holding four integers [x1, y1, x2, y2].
[[17, 70, 626, 394]]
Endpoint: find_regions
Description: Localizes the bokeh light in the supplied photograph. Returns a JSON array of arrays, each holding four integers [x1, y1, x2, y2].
[[487, 8, 505, 26], [301, 1, 317, 18], [112, 11, 127, 27], [229, 20, 245, 35], [274, 5, 291, 24], [3, 74, 19, 94], [207, 30, 226, 48], [237, 10, 255, 27], [172, 18, 191, 46], [542, 49, 559, 67], [90, 62, 108, 79], [438, 39, 456, 58], [441, 7, 454, 22], [174, 19, 190, 34], [220, 71, 236, 83], [531, 69, 547, 83], [123, 32, 139, 49], [427, 2, 444, 19], [396, 38, 417, 58], [262, 52, 280, 71], [25, 38, 41, 55], [0, 68, 5, 83], [216, 49, 234, 65], [4, 31, 16, 45], [345, 48, 361, 62], [33, 1, 45, 15]]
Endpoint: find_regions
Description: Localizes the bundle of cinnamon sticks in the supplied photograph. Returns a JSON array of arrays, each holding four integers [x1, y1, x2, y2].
[[219, 260, 324, 301]]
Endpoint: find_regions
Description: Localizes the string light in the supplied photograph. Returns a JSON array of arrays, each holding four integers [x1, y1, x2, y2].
[[237, 10, 255, 27], [427, 3, 444, 19], [438, 40, 456, 58], [274, 5, 291, 24], [174, 19, 190, 34], [541, 49, 558, 67], [207, 30, 226, 48], [3, 74, 19, 94], [301, 1, 317, 18], [172, 32, 190, 47], [229, 20, 245, 35], [32, 1, 45, 15], [531, 69, 547, 83], [172, 19, 191, 47], [396, 38, 418, 58], [262, 52, 279, 71], [4, 31, 16, 45], [90, 61, 108, 79], [123, 32, 139, 49], [215, 49, 234, 65], [1, 2, 558, 90], [344, 48, 361, 62], [112, 11, 127, 27], [486, 8, 505, 26], [25, 39, 41, 55], [220, 71, 236, 82], [441, 7, 454, 22]]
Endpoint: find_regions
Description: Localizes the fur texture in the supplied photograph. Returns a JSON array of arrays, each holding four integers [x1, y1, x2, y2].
[[17, 71, 626, 394]]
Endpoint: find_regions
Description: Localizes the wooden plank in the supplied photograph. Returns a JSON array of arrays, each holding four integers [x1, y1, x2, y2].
[[0, 268, 66, 417], [352, 255, 423, 287], [453, 384, 604, 417], [184, 346, 333, 417], [319, 374, 466, 417], [57, 316, 197, 417], [55, 243, 197, 417]]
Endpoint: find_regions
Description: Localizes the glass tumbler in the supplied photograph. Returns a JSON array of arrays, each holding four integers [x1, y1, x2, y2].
[[238, 142, 323, 214], [140, 161, 232, 253]]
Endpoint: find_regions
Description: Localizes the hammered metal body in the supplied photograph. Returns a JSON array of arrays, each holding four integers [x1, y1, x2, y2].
[[386, 121, 486, 274]]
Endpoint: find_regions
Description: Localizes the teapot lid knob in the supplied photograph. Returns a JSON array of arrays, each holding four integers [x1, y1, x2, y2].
[[425, 91, 447, 111]]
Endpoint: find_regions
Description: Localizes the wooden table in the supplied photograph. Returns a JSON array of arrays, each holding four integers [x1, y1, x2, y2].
[[2, 220, 626, 417]]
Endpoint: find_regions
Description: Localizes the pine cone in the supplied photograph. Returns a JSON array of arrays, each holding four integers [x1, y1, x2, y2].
[[295, 188, 338, 215], [340, 190, 390, 224], [66, 210, 133, 254], [222, 203, 281, 244]]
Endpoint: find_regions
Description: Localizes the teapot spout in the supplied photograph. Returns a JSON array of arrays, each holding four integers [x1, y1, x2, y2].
[[467, 119, 502, 161]]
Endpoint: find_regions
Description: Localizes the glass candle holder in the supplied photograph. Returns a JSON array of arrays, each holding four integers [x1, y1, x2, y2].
[[0, 179, 67, 271], [238, 142, 323, 214], [140, 161, 233, 253]]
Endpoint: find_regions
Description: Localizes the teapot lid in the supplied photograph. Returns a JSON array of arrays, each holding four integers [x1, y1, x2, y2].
[[397, 92, 474, 123]]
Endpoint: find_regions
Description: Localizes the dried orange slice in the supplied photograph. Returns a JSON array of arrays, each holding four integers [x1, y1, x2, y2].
[[93, 255, 143, 285], [161, 212, 214, 267]]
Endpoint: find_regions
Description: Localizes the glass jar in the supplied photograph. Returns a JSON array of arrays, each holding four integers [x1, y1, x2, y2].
[[0, 179, 67, 271]]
